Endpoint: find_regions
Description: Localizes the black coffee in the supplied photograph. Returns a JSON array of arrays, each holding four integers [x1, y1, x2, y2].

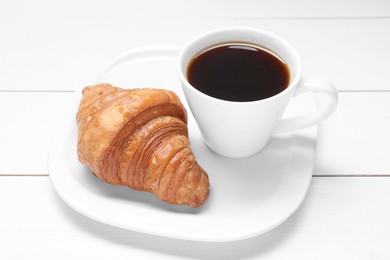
[[187, 42, 290, 102]]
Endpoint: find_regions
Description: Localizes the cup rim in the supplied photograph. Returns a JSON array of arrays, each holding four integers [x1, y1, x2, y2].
[[178, 26, 302, 104]]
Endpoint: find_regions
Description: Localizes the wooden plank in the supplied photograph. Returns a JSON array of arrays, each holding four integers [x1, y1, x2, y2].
[[0, 92, 73, 174], [1, 17, 389, 91], [0, 176, 389, 259], [1, 0, 389, 21], [1, 91, 390, 176], [315, 92, 390, 175]]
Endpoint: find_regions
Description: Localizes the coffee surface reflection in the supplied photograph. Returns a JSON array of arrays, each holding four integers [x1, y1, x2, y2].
[[187, 42, 290, 102]]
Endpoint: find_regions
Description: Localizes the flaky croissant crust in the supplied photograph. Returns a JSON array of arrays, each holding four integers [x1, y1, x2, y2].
[[76, 84, 210, 207]]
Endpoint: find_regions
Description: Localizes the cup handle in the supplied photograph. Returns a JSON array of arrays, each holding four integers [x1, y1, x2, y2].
[[275, 77, 338, 133]]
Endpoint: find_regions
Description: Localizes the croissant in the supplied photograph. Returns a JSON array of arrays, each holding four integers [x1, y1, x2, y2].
[[76, 83, 210, 208]]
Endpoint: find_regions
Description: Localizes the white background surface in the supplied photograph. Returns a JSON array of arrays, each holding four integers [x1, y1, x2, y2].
[[1, 0, 390, 259]]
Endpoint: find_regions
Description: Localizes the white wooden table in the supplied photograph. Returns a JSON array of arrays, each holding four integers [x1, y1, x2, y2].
[[1, 1, 390, 259]]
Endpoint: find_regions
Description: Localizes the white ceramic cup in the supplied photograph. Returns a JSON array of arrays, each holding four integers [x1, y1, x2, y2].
[[178, 27, 338, 158]]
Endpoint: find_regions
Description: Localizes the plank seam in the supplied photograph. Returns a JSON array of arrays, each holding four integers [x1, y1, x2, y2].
[[338, 90, 390, 93], [219, 16, 390, 21], [0, 90, 75, 93], [1, 174, 390, 177], [0, 174, 48, 177], [313, 174, 390, 177], [1, 90, 390, 93]]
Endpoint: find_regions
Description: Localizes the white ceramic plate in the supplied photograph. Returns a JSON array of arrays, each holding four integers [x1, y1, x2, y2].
[[49, 46, 317, 242]]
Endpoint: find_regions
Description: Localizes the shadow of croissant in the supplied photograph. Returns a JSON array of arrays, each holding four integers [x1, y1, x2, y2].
[[53, 185, 310, 260], [77, 132, 315, 216], [80, 165, 209, 214]]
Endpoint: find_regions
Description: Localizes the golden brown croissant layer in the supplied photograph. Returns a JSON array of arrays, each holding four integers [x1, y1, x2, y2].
[[76, 84, 210, 207]]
